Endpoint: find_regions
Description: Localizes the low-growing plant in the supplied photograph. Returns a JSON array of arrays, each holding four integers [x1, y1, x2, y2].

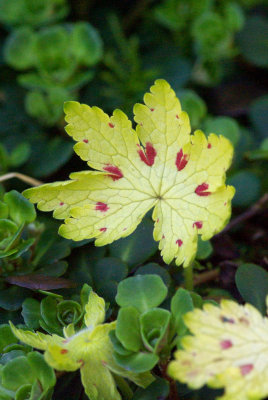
[[0, 2, 267, 396]]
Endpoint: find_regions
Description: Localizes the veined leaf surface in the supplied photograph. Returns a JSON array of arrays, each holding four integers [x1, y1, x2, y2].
[[24, 79, 234, 267], [168, 299, 268, 400]]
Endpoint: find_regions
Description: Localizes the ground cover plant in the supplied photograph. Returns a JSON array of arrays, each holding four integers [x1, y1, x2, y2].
[[0, 1, 267, 399]]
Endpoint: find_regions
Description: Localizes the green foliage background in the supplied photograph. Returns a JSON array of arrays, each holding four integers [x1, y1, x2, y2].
[[0, 0, 267, 399]]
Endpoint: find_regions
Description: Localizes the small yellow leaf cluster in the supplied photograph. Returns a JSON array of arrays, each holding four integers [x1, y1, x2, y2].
[[10, 290, 153, 400]]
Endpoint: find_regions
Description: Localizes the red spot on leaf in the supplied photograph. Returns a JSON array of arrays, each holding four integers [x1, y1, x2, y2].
[[60, 349, 68, 354], [156, 218, 159, 223], [95, 202, 109, 212], [108, 122, 114, 128], [176, 239, 183, 247], [240, 364, 254, 376], [193, 221, 203, 229], [83, 139, 89, 143], [162, 234, 165, 239], [59, 202, 64, 206], [150, 108, 154, 112], [123, 227, 127, 231], [138, 142, 157, 166], [176, 149, 189, 171], [176, 114, 179, 119], [220, 340, 233, 350], [207, 143, 212, 149], [99, 227, 107, 232], [220, 316, 235, 324], [195, 183, 211, 196], [224, 202, 227, 206], [79, 359, 85, 367], [103, 165, 123, 180], [239, 317, 250, 326]]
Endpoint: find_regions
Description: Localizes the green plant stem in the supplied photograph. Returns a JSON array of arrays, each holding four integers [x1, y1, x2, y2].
[[114, 375, 133, 400], [184, 263, 194, 291]]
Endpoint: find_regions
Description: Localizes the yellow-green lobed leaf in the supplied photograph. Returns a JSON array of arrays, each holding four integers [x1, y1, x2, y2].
[[10, 291, 153, 400], [23, 79, 234, 267], [168, 299, 268, 400]]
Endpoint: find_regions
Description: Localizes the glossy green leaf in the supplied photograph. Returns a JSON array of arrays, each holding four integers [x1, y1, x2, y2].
[[57, 300, 83, 326], [116, 275, 168, 313], [249, 95, 268, 139], [228, 171, 261, 207], [0, 202, 9, 219], [1, 356, 35, 391], [0, 325, 18, 352], [91, 257, 128, 304], [171, 288, 194, 335], [180, 90, 207, 129], [196, 237, 213, 260], [3, 27, 35, 70], [140, 308, 171, 353], [0, 286, 30, 311], [109, 219, 158, 267], [22, 298, 41, 330], [0, 220, 18, 240], [71, 22, 103, 66], [238, 15, 268, 67], [109, 330, 134, 356], [114, 351, 159, 373], [204, 117, 240, 146], [40, 297, 62, 335], [27, 351, 56, 391], [235, 263, 268, 315], [116, 307, 142, 352], [9, 143, 31, 167], [133, 377, 169, 400], [135, 263, 171, 288], [4, 191, 36, 225]]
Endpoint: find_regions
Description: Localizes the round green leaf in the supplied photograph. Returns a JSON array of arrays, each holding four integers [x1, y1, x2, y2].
[[196, 237, 213, 260], [0, 201, 9, 219], [27, 352, 56, 390], [116, 306, 142, 352], [4, 27, 35, 70], [180, 90, 207, 129], [109, 330, 133, 356], [228, 171, 261, 207], [71, 22, 103, 66], [249, 95, 268, 139], [140, 308, 171, 353], [135, 263, 171, 288], [22, 298, 41, 330], [0, 325, 18, 353], [171, 288, 194, 335], [235, 263, 268, 315], [204, 116, 240, 146], [4, 190, 36, 225], [237, 15, 268, 67], [116, 275, 168, 313], [133, 377, 169, 400], [2, 356, 35, 390], [109, 219, 158, 267], [113, 351, 159, 373]]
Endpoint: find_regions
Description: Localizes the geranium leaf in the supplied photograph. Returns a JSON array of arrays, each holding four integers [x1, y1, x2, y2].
[[168, 299, 268, 400], [11, 291, 154, 400], [23, 80, 234, 267], [84, 289, 105, 328]]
